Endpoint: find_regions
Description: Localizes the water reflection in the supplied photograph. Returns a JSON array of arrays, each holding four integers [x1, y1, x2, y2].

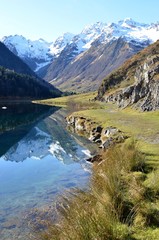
[[0, 103, 58, 157], [3, 119, 91, 164], [0, 103, 94, 240]]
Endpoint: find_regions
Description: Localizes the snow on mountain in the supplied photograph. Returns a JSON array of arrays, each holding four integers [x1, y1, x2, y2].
[[1, 35, 53, 72], [73, 22, 106, 52], [49, 32, 75, 56], [2, 35, 52, 60], [52, 18, 159, 55], [1, 18, 159, 73], [128, 23, 159, 43], [49, 18, 159, 56], [1, 33, 75, 72], [97, 18, 159, 45]]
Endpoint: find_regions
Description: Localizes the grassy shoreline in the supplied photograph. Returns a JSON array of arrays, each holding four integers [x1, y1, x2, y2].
[[35, 92, 159, 163], [34, 93, 159, 240]]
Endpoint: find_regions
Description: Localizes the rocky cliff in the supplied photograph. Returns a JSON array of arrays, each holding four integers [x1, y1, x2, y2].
[[96, 40, 159, 111]]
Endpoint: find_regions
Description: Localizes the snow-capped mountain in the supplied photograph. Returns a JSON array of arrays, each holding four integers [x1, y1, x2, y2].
[[1, 33, 77, 73], [50, 18, 159, 54], [49, 32, 75, 56], [50, 18, 159, 56], [43, 19, 159, 92], [2, 35, 50, 60], [1, 35, 53, 72], [2, 18, 159, 64], [1, 18, 159, 89], [101, 18, 159, 44], [69, 18, 159, 52]]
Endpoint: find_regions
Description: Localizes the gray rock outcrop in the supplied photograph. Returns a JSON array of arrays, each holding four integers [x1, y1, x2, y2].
[[96, 40, 159, 111], [101, 55, 159, 111]]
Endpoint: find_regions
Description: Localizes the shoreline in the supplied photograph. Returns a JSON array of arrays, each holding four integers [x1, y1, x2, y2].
[[26, 93, 159, 239]]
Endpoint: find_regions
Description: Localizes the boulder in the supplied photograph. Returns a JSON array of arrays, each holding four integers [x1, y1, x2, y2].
[[75, 117, 86, 131], [101, 138, 113, 149], [89, 132, 101, 142]]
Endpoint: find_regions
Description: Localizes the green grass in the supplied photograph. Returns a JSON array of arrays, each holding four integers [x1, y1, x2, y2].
[[33, 92, 98, 107], [67, 102, 159, 163], [33, 92, 159, 240]]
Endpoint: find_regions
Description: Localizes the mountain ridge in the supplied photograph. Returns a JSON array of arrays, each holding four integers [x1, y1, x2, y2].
[[2, 18, 159, 73], [2, 18, 159, 93], [96, 40, 159, 111], [0, 41, 61, 99], [0, 41, 37, 76], [48, 37, 148, 92]]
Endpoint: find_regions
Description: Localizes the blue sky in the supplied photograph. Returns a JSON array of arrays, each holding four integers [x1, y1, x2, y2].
[[0, 0, 159, 41]]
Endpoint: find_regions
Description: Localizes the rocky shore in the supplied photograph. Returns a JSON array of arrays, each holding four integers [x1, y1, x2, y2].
[[66, 115, 127, 161]]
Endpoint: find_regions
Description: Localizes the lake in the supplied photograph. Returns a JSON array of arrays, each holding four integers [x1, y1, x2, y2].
[[0, 103, 97, 240]]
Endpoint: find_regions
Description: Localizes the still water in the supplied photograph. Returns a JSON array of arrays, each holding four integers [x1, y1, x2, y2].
[[0, 103, 96, 240]]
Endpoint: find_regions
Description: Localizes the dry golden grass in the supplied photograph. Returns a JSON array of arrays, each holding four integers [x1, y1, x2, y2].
[[33, 140, 159, 240]]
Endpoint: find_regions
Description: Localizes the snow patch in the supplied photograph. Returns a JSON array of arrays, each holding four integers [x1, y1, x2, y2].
[[35, 61, 51, 72]]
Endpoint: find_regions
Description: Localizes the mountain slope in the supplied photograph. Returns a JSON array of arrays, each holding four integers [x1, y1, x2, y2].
[[0, 41, 36, 76], [47, 37, 148, 92], [96, 40, 159, 111], [0, 66, 61, 99], [0, 41, 61, 99], [2, 19, 159, 93], [44, 42, 79, 84], [44, 19, 159, 92]]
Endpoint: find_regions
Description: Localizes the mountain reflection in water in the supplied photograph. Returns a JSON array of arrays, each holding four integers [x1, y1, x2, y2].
[[0, 103, 95, 240], [0, 103, 59, 157]]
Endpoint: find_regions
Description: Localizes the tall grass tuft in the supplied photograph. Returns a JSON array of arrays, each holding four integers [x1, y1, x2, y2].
[[34, 140, 159, 240]]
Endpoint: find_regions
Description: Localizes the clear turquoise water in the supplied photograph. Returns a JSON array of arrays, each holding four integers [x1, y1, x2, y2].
[[0, 104, 93, 240]]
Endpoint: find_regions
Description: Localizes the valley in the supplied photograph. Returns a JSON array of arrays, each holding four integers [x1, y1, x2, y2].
[[0, 16, 159, 240], [2, 18, 159, 93], [34, 89, 159, 239], [32, 37, 159, 239]]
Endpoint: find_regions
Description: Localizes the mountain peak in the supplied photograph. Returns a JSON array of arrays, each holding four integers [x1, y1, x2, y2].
[[81, 21, 105, 33], [49, 32, 74, 56], [2, 18, 159, 76], [118, 18, 149, 28]]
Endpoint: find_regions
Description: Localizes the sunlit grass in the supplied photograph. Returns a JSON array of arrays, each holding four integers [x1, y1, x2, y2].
[[33, 92, 98, 107], [35, 140, 159, 240], [33, 92, 159, 239]]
